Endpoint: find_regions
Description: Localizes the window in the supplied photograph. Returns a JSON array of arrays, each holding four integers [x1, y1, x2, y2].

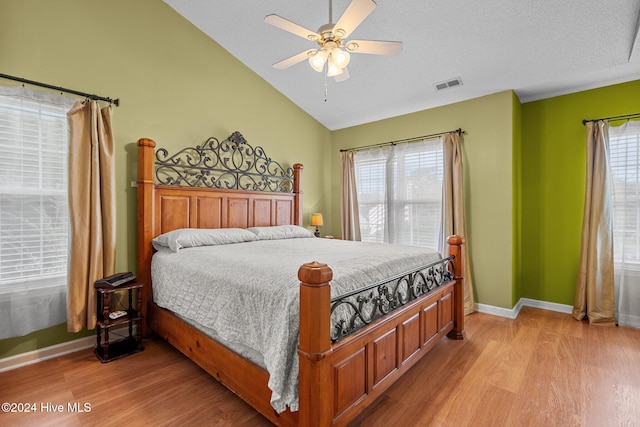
[[610, 121, 640, 264], [354, 138, 443, 249], [609, 120, 640, 327], [0, 86, 75, 339]]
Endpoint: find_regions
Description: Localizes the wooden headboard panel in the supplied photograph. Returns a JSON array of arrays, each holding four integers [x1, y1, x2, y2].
[[136, 132, 303, 326], [153, 187, 298, 235]]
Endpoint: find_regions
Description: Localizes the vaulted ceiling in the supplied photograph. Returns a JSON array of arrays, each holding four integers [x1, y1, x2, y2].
[[165, 0, 640, 130]]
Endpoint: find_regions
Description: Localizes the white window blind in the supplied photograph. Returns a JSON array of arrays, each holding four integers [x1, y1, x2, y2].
[[354, 138, 443, 249], [355, 154, 387, 243], [610, 122, 640, 263], [0, 86, 75, 339]]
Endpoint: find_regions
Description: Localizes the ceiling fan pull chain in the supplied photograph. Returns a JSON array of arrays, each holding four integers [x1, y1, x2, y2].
[[324, 66, 329, 102]]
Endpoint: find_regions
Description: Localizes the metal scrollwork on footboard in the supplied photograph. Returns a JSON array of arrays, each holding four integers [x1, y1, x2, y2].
[[330, 256, 455, 342], [154, 131, 294, 192]]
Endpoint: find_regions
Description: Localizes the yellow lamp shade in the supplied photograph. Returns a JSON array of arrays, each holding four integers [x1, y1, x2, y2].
[[310, 213, 324, 226]]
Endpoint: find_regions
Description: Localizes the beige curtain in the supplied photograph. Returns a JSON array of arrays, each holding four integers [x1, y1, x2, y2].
[[67, 101, 116, 332], [442, 132, 475, 315], [340, 151, 361, 241], [572, 121, 616, 325]]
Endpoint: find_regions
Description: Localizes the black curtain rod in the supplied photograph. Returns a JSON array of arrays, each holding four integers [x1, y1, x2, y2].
[[340, 128, 464, 153], [582, 112, 640, 125], [0, 73, 119, 107]]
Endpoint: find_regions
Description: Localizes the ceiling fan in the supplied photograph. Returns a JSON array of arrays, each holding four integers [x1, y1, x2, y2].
[[265, 0, 403, 82]]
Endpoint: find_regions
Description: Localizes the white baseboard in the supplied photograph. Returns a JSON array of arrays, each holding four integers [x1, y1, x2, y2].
[[475, 297, 573, 320], [518, 298, 574, 314], [475, 303, 520, 319], [0, 335, 95, 373], [478, 298, 640, 329]]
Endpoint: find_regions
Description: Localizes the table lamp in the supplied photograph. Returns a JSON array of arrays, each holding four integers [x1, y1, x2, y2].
[[310, 213, 324, 237]]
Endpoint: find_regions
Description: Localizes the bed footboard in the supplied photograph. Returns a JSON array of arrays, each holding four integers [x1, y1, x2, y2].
[[297, 236, 464, 426]]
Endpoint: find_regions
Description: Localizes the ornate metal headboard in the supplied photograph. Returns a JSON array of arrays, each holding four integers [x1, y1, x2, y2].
[[154, 131, 294, 193]]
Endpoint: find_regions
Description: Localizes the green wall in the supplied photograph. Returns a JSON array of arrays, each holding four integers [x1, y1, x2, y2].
[[0, 0, 331, 358], [331, 91, 516, 310], [520, 80, 640, 305]]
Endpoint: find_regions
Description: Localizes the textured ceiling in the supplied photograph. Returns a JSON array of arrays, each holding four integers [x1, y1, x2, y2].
[[165, 0, 640, 130]]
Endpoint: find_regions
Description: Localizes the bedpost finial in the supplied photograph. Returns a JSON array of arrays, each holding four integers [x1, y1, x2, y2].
[[298, 261, 333, 285], [447, 235, 463, 246], [138, 138, 156, 148]]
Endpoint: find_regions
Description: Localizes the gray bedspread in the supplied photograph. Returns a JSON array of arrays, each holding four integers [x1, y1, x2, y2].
[[151, 237, 441, 413]]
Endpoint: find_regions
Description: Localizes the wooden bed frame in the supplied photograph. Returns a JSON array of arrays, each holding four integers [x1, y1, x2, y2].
[[136, 133, 465, 426]]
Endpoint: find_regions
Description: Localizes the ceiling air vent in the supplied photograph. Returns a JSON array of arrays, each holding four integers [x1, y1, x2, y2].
[[434, 77, 463, 91]]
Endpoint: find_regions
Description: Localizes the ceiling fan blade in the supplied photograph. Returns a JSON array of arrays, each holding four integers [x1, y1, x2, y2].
[[333, 0, 376, 39], [265, 14, 320, 41], [334, 67, 350, 82], [345, 40, 403, 56], [273, 49, 316, 70]]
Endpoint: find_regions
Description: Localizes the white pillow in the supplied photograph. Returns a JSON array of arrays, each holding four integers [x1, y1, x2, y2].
[[247, 225, 314, 240], [152, 228, 258, 252]]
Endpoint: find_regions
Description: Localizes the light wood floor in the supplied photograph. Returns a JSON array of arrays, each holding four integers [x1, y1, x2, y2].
[[1, 307, 639, 427]]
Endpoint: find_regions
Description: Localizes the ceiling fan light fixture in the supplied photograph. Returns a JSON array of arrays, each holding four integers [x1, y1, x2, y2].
[[331, 48, 351, 68], [327, 59, 344, 77], [324, 41, 338, 51], [309, 49, 329, 72]]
